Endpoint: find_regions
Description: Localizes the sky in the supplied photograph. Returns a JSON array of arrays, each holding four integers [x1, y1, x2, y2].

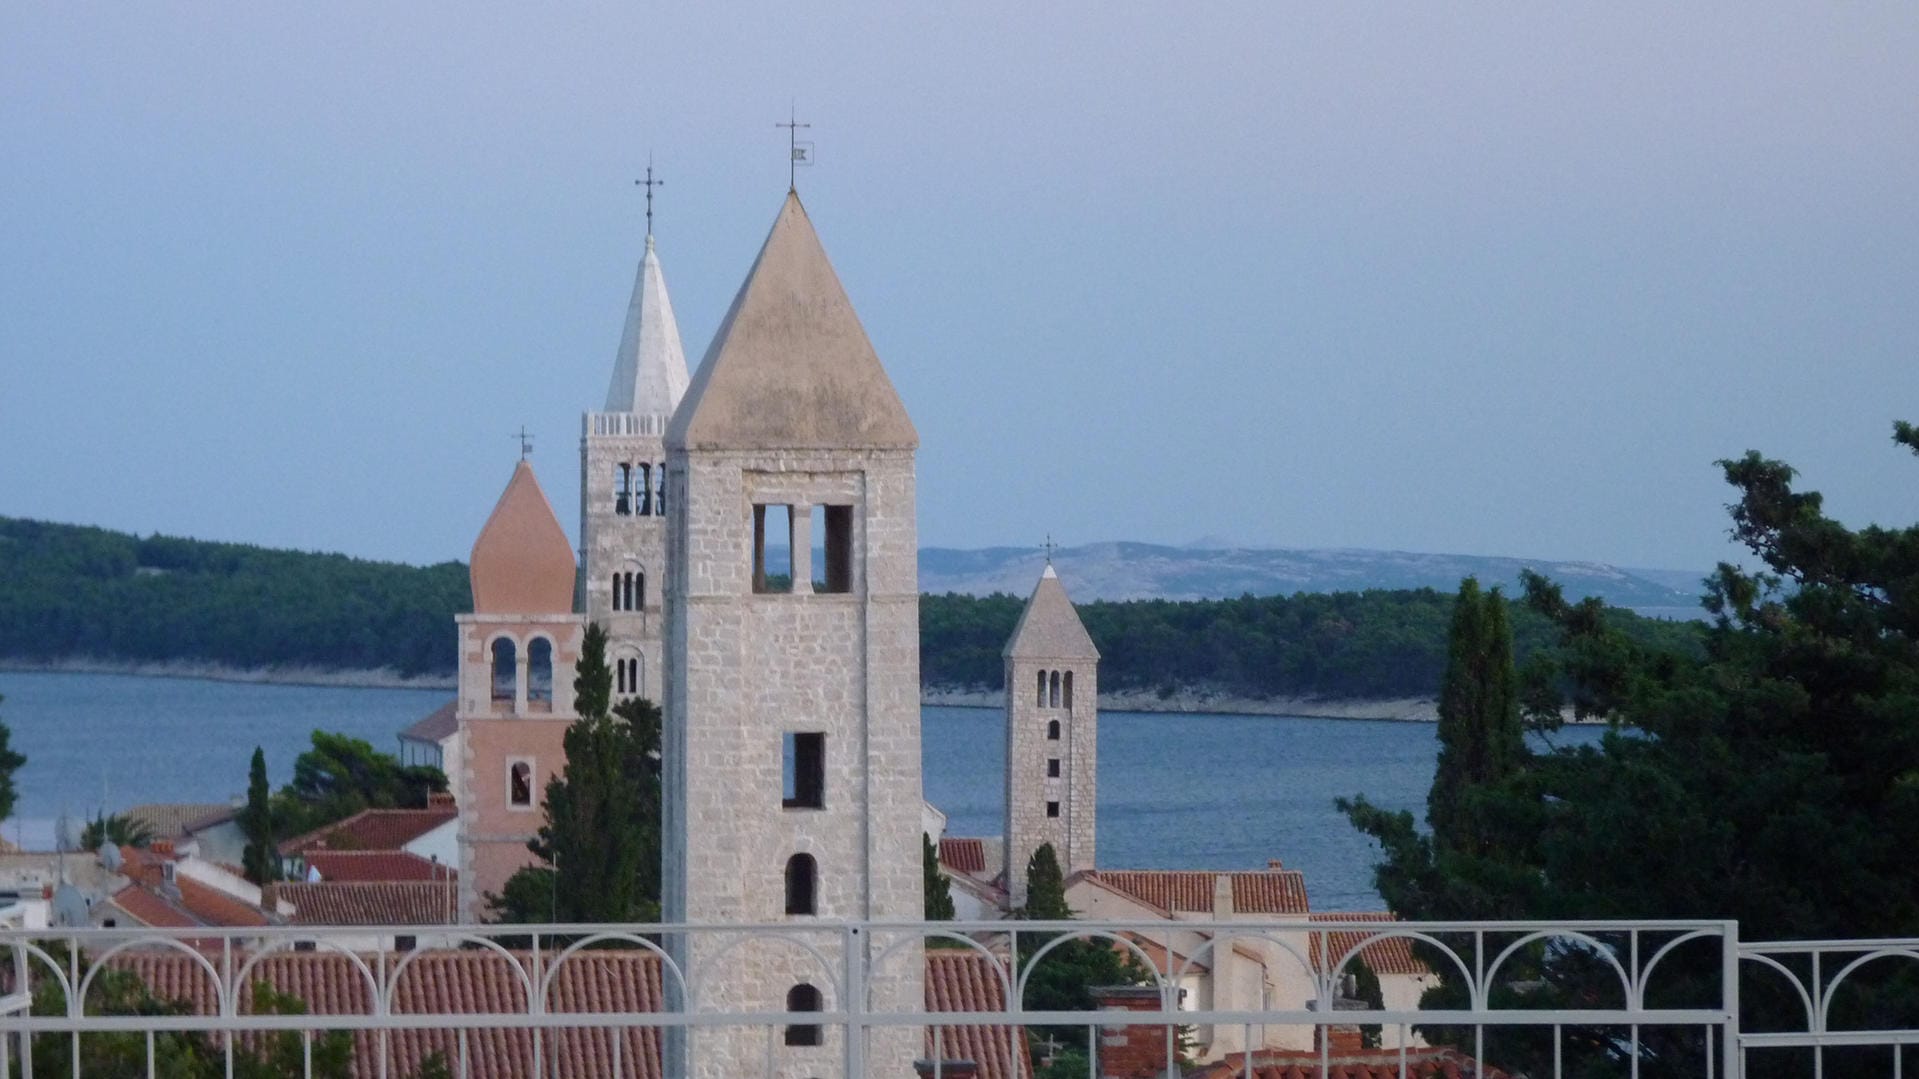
[[3, 4, 1915, 574]]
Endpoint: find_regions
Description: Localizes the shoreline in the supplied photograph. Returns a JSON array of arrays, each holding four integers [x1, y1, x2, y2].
[[1, 658, 1468, 722]]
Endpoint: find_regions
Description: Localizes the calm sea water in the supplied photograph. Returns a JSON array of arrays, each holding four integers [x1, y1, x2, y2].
[[0, 672, 1604, 910]]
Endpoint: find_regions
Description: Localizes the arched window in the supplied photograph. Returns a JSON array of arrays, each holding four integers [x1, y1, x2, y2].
[[638, 463, 653, 516], [615, 465, 631, 515], [527, 638, 553, 703], [1063, 671, 1073, 710], [784, 984, 822, 1046], [509, 761, 532, 807], [610, 573, 623, 611], [1047, 719, 1061, 741], [629, 657, 642, 696], [1037, 670, 1047, 708], [654, 462, 667, 514], [784, 853, 817, 915], [491, 638, 517, 703], [635, 571, 646, 612], [1049, 671, 1061, 709]]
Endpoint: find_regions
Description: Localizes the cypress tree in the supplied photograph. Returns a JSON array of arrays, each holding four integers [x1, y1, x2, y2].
[[240, 747, 278, 885], [1022, 842, 1071, 921], [1428, 578, 1523, 854], [923, 834, 956, 921], [573, 622, 613, 722]]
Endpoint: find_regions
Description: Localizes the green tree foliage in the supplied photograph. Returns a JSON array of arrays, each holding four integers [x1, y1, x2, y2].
[[1341, 423, 1919, 1077], [924, 833, 956, 921], [271, 731, 447, 839], [490, 623, 663, 925], [79, 811, 153, 852], [1016, 843, 1148, 1059], [0, 694, 23, 822], [1427, 578, 1524, 854], [1349, 954, 1385, 1050], [0, 517, 469, 675], [240, 746, 278, 885]]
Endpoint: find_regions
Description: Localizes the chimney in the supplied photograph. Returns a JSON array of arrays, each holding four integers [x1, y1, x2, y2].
[[1267, 859, 1284, 871], [1091, 985, 1170, 1079], [913, 1061, 979, 1079], [151, 839, 175, 858], [1212, 874, 1235, 919], [428, 791, 456, 810]]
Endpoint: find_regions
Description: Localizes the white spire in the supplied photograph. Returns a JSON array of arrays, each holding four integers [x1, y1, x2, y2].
[[604, 234, 691, 415]]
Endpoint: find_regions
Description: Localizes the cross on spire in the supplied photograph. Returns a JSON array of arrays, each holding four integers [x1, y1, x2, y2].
[[635, 157, 663, 238], [1041, 535, 1060, 565], [512, 426, 534, 460], [776, 105, 812, 191]]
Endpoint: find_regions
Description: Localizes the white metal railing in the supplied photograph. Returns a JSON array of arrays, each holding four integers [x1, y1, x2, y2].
[[8, 916, 1882, 1079], [584, 412, 670, 438]]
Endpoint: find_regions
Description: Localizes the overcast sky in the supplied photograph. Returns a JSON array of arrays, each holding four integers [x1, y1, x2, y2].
[[3, 4, 1914, 575]]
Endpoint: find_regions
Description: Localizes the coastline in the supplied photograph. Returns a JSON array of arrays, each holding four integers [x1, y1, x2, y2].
[[0, 656, 455, 691]]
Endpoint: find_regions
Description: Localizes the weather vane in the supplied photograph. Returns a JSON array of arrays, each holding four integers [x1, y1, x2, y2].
[[513, 426, 534, 460], [635, 156, 663, 236], [776, 104, 813, 191]]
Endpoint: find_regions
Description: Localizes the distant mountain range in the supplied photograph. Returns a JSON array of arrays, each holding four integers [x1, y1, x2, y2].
[[918, 541, 1709, 615]]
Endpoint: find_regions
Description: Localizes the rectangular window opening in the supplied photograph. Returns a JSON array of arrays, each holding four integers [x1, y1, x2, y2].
[[1047, 758, 1061, 778], [1046, 801, 1061, 818], [812, 504, 854, 593], [753, 504, 795, 594], [783, 732, 826, 809]]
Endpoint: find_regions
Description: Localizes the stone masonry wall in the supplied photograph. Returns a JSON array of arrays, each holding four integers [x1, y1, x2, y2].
[[581, 428, 669, 701], [1005, 655, 1098, 906]]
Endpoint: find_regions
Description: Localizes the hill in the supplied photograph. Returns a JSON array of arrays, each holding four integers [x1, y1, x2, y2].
[[920, 541, 1705, 613], [0, 516, 1702, 705]]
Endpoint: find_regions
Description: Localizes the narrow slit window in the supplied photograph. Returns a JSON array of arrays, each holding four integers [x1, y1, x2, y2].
[[784, 853, 817, 915], [785, 984, 822, 1046], [753, 504, 794, 593], [610, 574, 623, 611], [811, 504, 853, 593], [1047, 719, 1061, 741], [1046, 801, 1060, 818], [1049, 670, 1061, 708], [654, 462, 667, 514], [1047, 758, 1061, 778], [615, 465, 631, 515], [1064, 671, 1073, 709], [637, 463, 653, 516], [1037, 671, 1048, 708], [783, 732, 826, 809]]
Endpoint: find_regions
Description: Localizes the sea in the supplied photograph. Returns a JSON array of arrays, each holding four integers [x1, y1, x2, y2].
[[0, 671, 1608, 911]]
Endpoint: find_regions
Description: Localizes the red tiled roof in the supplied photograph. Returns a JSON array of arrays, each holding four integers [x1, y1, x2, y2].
[[106, 879, 268, 930], [1193, 1049, 1505, 1079], [302, 850, 456, 883], [401, 699, 459, 743], [107, 885, 199, 929], [279, 882, 459, 927], [941, 837, 989, 875], [280, 807, 458, 856], [1086, 869, 1310, 915], [124, 803, 232, 839], [104, 948, 1031, 1079], [1309, 912, 1432, 977]]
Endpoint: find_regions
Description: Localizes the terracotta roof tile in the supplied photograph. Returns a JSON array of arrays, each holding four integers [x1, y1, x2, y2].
[[1087, 869, 1310, 915], [301, 850, 457, 883], [1192, 1049, 1505, 1079], [1309, 913, 1432, 977], [123, 803, 233, 839], [106, 879, 267, 930], [940, 837, 988, 875], [106, 948, 1030, 1079], [280, 807, 458, 856], [279, 882, 459, 926]]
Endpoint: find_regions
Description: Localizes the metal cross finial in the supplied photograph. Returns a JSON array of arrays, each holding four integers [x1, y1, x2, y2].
[[635, 157, 663, 237], [776, 104, 812, 191], [513, 426, 534, 460], [1041, 535, 1059, 565]]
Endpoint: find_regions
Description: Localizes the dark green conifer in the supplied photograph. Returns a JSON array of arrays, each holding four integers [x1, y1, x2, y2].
[[924, 834, 956, 921], [240, 746, 278, 885]]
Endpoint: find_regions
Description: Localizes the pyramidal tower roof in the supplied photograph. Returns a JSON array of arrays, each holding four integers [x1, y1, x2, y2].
[[604, 235, 691, 415], [668, 191, 917, 452], [1005, 564, 1100, 660], [469, 461, 577, 615]]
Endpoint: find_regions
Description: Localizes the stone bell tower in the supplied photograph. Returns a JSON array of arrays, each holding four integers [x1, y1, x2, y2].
[[663, 191, 923, 1079], [1003, 563, 1100, 907], [455, 459, 584, 921], [580, 217, 689, 705]]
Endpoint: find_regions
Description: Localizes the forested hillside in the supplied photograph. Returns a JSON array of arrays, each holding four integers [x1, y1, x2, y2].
[[0, 516, 1701, 699]]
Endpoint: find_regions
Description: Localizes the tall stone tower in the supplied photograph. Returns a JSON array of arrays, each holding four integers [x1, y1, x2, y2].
[[580, 231, 690, 704], [454, 460, 584, 920], [1003, 563, 1099, 907], [663, 192, 924, 1079]]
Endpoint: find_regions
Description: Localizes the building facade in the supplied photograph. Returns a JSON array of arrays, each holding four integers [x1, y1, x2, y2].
[[1003, 563, 1100, 906]]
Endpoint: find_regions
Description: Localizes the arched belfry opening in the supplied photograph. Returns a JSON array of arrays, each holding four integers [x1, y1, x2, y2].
[[784, 984, 822, 1046], [527, 638, 554, 705], [784, 853, 817, 915], [490, 638, 517, 705]]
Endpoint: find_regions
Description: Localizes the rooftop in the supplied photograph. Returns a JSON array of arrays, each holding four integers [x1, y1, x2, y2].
[[279, 806, 458, 857], [1083, 868, 1311, 915]]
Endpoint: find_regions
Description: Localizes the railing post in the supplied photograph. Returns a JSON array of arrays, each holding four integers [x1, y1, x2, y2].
[[843, 923, 866, 1079], [1723, 919, 1741, 1079]]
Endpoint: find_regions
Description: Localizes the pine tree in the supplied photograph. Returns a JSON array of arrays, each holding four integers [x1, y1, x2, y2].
[[240, 746, 278, 885], [923, 834, 956, 921], [1428, 578, 1524, 853]]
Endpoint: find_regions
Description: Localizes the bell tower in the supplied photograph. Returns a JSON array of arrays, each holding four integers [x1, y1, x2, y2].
[[580, 210, 689, 706], [663, 192, 924, 1079], [1003, 562, 1100, 907]]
